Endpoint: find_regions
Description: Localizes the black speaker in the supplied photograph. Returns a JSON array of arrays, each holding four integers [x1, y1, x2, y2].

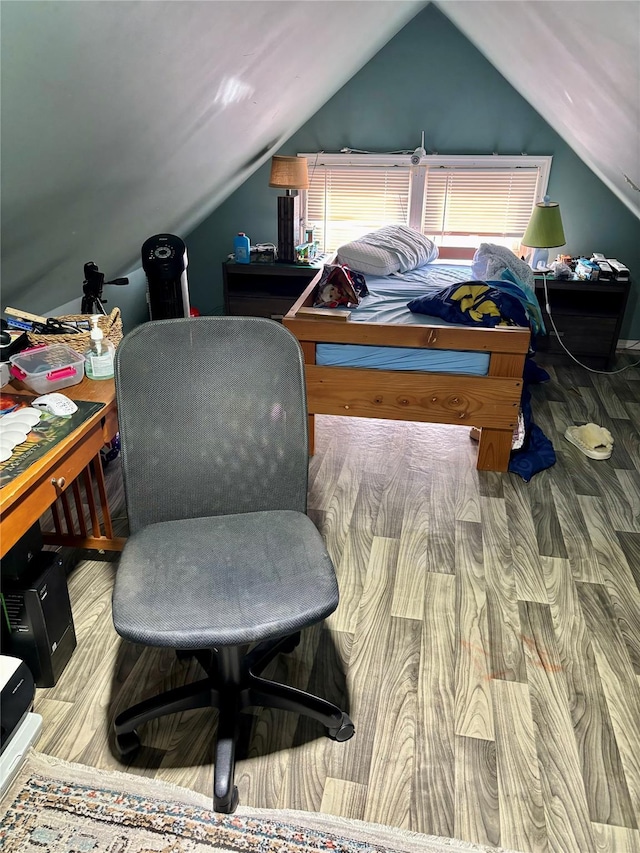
[[2, 551, 76, 687], [141, 234, 191, 320], [1, 522, 43, 582]]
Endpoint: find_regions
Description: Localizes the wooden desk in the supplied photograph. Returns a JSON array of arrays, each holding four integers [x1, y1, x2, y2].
[[0, 377, 125, 558]]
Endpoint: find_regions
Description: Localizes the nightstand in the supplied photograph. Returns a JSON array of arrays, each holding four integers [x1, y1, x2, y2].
[[222, 255, 333, 320], [534, 275, 631, 369]]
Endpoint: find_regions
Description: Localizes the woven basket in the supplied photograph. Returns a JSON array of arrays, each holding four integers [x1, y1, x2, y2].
[[26, 307, 123, 353]]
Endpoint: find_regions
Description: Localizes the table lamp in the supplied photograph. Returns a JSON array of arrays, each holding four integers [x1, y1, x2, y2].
[[269, 155, 309, 264], [522, 195, 566, 270]]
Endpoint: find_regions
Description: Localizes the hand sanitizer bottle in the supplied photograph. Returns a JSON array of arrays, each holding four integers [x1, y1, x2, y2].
[[233, 232, 251, 264], [84, 315, 115, 380]]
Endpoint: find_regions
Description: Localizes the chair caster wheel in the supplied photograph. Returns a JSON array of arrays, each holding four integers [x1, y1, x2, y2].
[[280, 631, 301, 654], [115, 729, 141, 757], [214, 785, 239, 814], [328, 713, 355, 742]]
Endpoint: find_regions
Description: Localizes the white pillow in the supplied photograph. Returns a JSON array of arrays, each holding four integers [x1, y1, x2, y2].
[[336, 241, 400, 276]]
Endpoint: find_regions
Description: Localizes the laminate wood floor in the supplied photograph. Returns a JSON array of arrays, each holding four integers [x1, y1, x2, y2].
[[33, 353, 640, 853]]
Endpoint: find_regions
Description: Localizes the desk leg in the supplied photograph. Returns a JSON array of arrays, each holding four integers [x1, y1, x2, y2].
[[42, 450, 126, 551]]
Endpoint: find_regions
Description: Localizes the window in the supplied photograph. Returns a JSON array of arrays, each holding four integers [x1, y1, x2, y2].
[[300, 153, 551, 255]]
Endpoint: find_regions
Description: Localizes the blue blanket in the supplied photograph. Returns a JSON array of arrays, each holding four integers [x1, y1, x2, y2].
[[407, 273, 554, 481], [407, 270, 545, 336]]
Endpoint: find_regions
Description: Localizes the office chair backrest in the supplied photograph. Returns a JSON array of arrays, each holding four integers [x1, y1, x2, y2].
[[115, 317, 309, 534]]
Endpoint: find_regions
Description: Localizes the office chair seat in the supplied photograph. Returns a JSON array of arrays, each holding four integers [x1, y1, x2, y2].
[[113, 510, 338, 648], [110, 316, 354, 814]]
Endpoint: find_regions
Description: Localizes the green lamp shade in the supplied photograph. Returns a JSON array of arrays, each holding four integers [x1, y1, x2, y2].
[[522, 200, 566, 248]]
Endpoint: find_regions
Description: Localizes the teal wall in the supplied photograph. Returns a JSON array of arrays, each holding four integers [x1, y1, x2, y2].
[[185, 3, 639, 338]]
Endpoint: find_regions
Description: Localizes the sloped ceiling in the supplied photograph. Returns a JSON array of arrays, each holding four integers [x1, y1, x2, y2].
[[0, 1, 425, 312], [1, 0, 638, 316], [439, 0, 640, 221]]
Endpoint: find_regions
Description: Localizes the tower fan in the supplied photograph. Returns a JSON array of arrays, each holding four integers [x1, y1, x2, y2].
[[141, 234, 191, 320]]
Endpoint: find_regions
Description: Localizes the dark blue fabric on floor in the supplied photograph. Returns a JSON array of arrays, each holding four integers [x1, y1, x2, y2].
[[508, 360, 556, 481]]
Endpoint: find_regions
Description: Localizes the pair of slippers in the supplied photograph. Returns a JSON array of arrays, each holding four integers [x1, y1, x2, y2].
[[564, 422, 614, 460]]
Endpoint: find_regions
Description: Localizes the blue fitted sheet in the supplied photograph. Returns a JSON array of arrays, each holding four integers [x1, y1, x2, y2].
[[316, 262, 491, 375]]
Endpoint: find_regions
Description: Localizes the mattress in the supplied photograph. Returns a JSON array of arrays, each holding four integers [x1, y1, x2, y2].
[[316, 262, 491, 375]]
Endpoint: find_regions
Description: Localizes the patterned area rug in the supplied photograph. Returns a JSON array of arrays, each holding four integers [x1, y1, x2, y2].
[[0, 751, 516, 853]]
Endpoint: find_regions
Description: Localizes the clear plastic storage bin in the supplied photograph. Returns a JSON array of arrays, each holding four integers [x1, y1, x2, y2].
[[9, 343, 85, 394]]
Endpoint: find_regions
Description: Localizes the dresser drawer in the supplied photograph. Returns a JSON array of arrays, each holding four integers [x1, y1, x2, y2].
[[538, 315, 616, 356]]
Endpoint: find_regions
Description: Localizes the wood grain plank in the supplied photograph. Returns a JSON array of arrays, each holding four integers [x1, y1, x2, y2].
[[503, 475, 549, 603], [577, 581, 640, 828], [492, 679, 549, 853], [372, 425, 410, 539], [617, 531, 640, 595], [613, 468, 640, 532], [455, 447, 482, 523], [454, 520, 494, 741], [331, 524, 375, 633], [527, 472, 569, 559], [590, 375, 631, 421], [425, 463, 456, 574], [364, 616, 420, 828], [542, 556, 637, 828], [477, 470, 504, 499], [481, 496, 527, 683], [548, 464, 603, 583], [304, 365, 523, 431], [588, 462, 640, 534], [621, 402, 640, 472], [329, 536, 397, 787], [392, 468, 429, 620], [289, 312, 530, 351], [591, 822, 640, 853], [454, 735, 500, 848], [320, 778, 367, 821], [578, 495, 640, 674], [278, 628, 352, 812], [412, 572, 456, 838], [319, 435, 368, 568], [519, 600, 596, 853]]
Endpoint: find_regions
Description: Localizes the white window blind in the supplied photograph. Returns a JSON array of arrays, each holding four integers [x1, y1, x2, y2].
[[306, 163, 410, 250], [300, 154, 551, 253], [422, 168, 541, 238]]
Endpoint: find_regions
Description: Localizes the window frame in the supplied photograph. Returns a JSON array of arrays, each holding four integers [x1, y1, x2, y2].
[[298, 152, 553, 253]]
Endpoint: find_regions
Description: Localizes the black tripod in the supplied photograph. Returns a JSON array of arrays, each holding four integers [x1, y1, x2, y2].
[[82, 262, 129, 315]]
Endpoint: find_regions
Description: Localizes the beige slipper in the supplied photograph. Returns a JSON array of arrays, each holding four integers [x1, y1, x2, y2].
[[564, 423, 613, 460]]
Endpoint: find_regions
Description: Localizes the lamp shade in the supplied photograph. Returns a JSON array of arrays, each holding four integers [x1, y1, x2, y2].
[[269, 155, 309, 190], [522, 199, 566, 249]]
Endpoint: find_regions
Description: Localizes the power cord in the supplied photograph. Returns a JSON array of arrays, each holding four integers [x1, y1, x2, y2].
[[541, 273, 640, 374]]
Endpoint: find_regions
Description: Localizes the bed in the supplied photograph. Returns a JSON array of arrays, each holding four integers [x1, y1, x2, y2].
[[283, 254, 531, 472]]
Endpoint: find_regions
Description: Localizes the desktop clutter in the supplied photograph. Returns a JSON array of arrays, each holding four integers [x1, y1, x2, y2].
[[1, 235, 195, 467], [231, 226, 319, 265], [0, 264, 125, 465], [548, 253, 630, 281]]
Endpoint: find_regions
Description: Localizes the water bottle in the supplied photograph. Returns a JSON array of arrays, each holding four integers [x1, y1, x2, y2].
[[234, 232, 250, 264]]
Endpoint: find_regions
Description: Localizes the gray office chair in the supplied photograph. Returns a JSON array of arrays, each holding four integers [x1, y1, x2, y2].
[[111, 317, 353, 813]]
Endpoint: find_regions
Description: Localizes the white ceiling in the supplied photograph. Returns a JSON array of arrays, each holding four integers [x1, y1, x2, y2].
[[440, 0, 640, 220], [0, 1, 425, 309], [1, 1, 638, 314]]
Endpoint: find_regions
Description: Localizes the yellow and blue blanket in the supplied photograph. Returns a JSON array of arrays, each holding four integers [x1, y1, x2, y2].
[[407, 269, 554, 481], [407, 269, 545, 338]]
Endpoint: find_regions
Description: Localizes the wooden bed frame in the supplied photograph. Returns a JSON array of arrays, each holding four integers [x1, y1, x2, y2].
[[283, 268, 531, 472]]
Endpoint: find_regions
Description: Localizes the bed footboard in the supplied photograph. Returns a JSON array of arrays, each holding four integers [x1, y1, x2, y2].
[[284, 279, 530, 472]]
